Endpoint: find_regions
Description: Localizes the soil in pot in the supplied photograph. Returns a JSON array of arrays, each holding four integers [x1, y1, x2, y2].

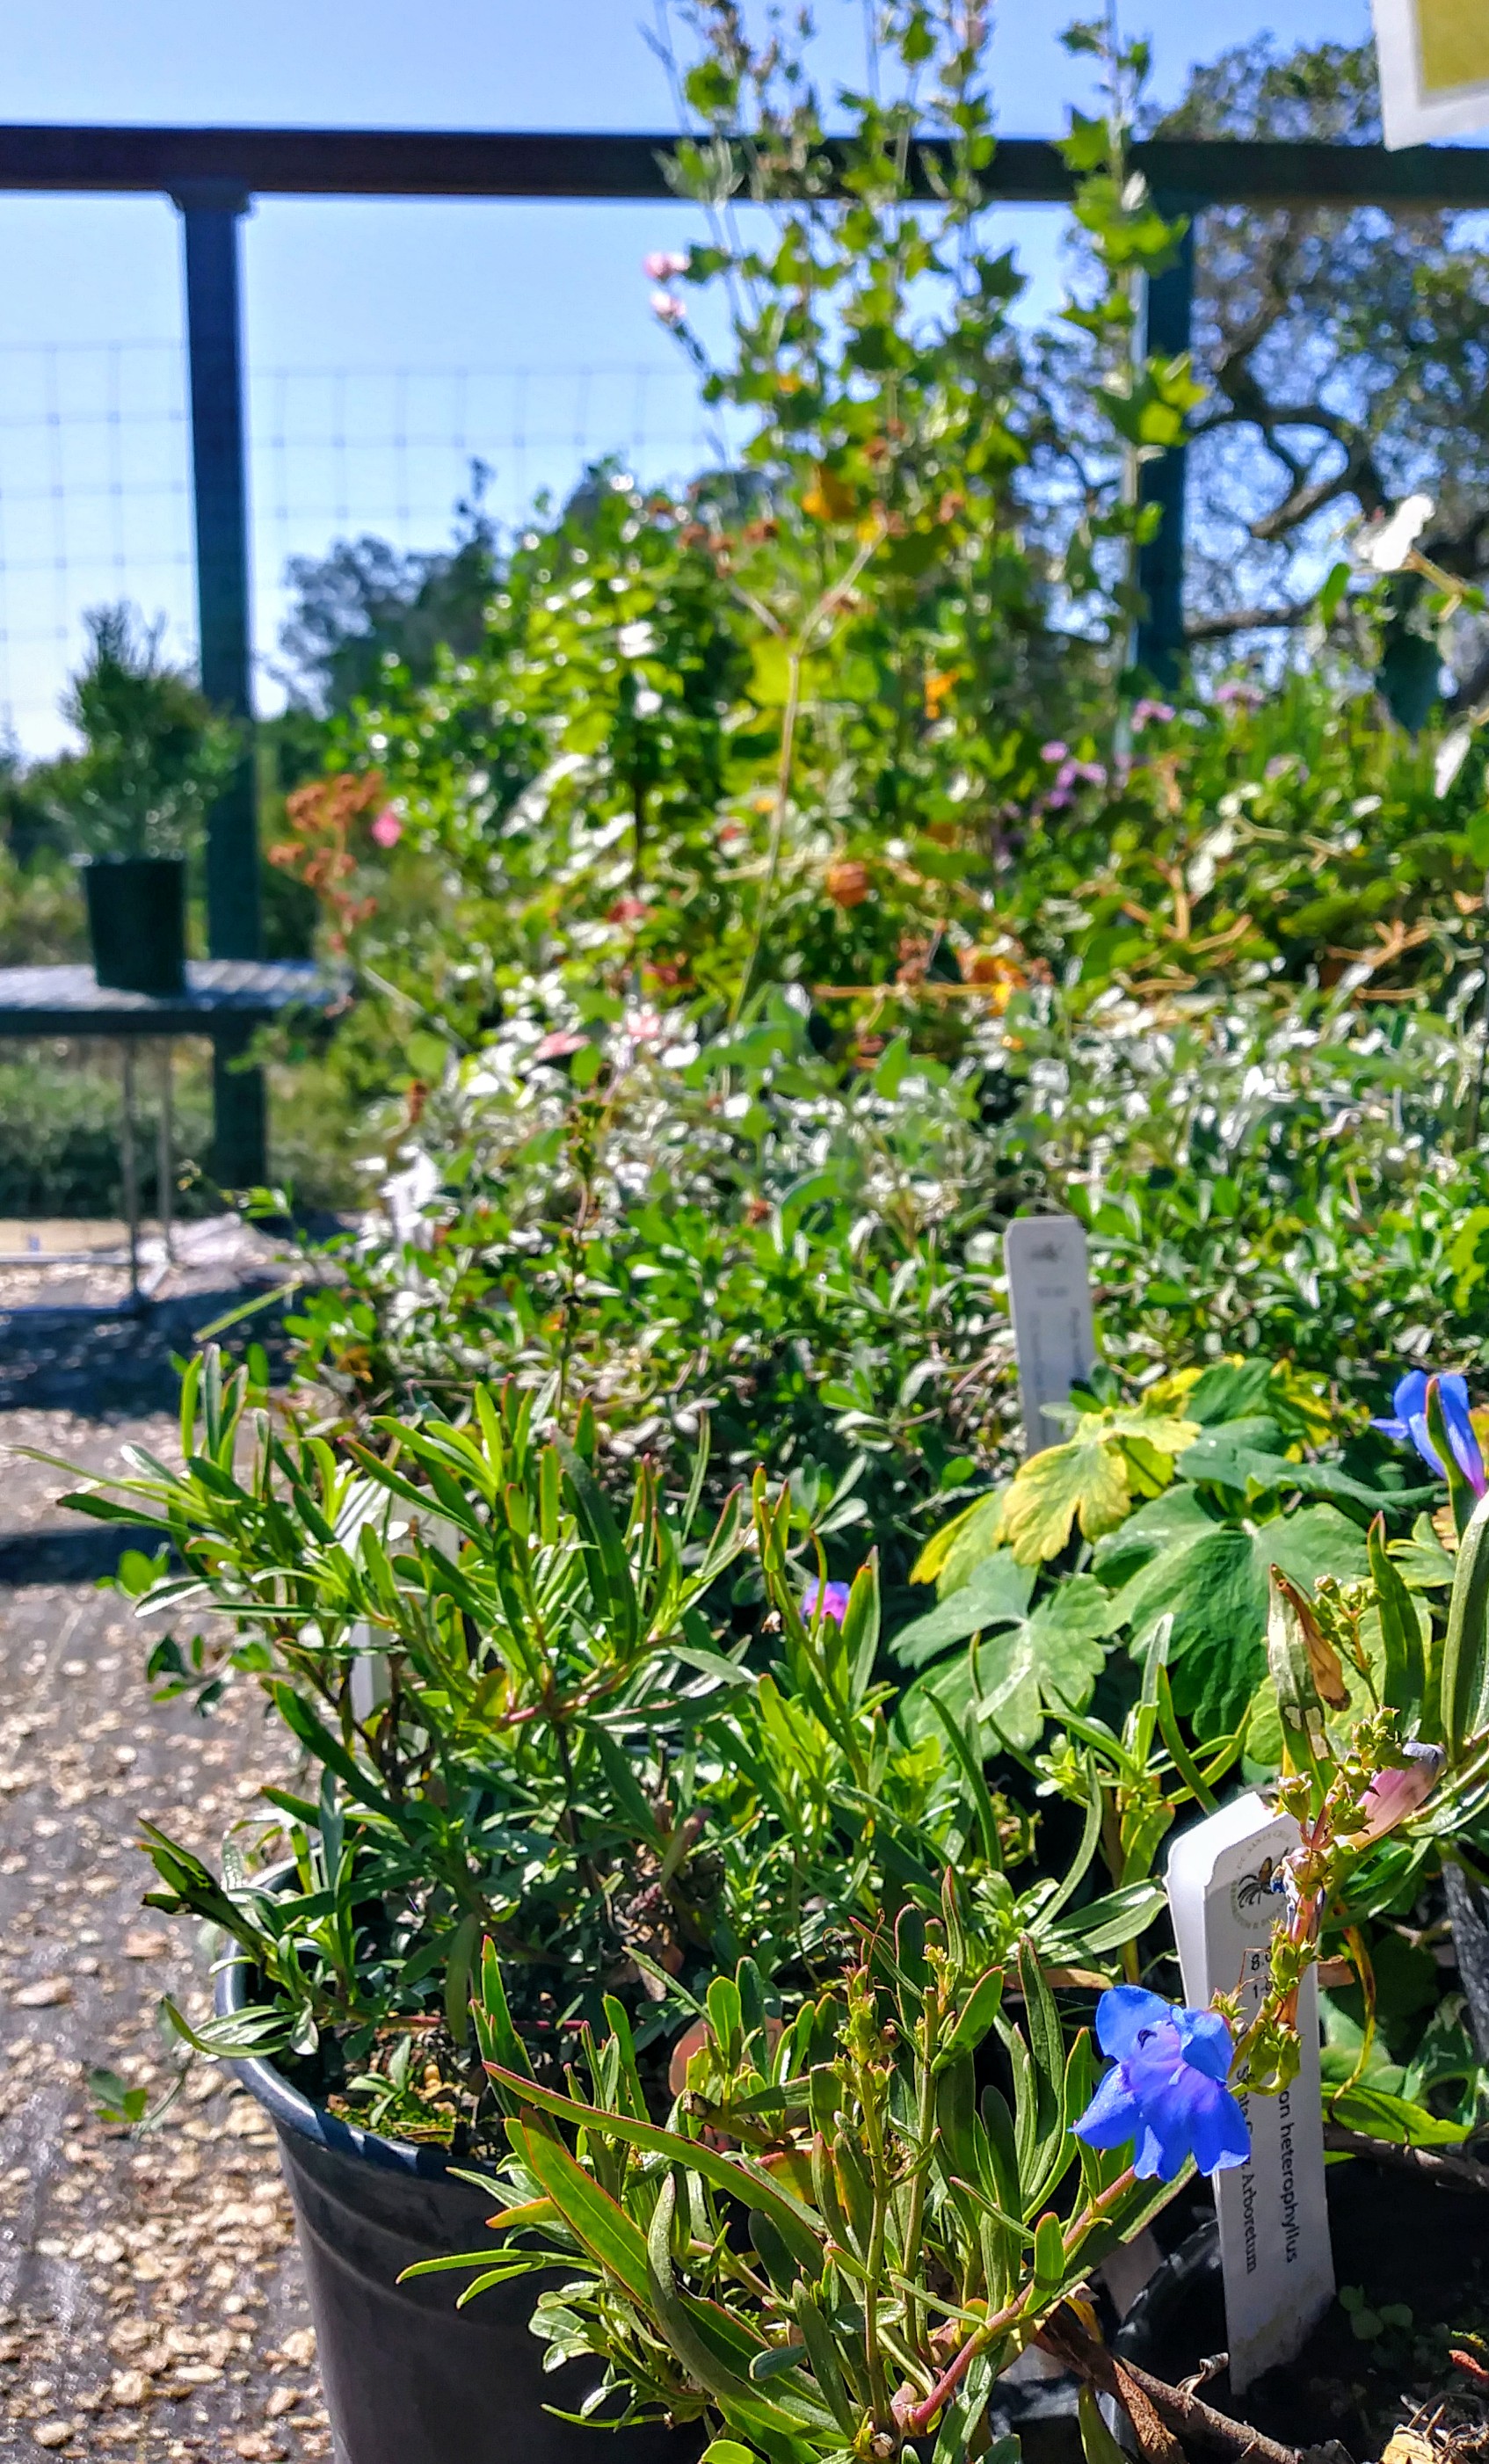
[[1118, 2159, 1489, 2460]]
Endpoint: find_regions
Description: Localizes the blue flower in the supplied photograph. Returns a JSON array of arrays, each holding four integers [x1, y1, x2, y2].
[[1373, 1370, 1487, 1495], [803, 1578, 852, 1626], [1072, 1986, 1250, 2183]]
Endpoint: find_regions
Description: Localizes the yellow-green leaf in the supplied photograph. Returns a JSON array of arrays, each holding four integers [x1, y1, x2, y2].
[[1000, 1410, 1198, 1568]]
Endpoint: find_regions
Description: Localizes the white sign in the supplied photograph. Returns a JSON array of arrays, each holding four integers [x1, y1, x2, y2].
[[1166, 1794, 1334, 2392], [1374, 0, 1489, 148], [1004, 1216, 1096, 1457]]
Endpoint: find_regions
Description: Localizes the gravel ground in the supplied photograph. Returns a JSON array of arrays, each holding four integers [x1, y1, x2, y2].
[[0, 1226, 335, 2461]]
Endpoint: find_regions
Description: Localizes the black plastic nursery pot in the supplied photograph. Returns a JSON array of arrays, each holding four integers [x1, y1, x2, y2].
[[84, 854, 186, 996], [217, 1948, 695, 2464], [1115, 2159, 1485, 2458]]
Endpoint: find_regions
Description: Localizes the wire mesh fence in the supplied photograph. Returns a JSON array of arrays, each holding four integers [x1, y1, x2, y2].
[[0, 343, 720, 750]]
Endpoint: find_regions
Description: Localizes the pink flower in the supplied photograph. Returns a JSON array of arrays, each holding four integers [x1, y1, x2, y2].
[[650, 291, 687, 328], [1355, 1742, 1445, 1846], [643, 251, 689, 281], [533, 1030, 588, 1064], [1040, 740, 1069, 764], [607, 897, 651, 926], [369, 807, 403, 848], [1052, 759, 1108, 796], [1215, 680, 1264, 711], [1132, 699, 1175, 730]]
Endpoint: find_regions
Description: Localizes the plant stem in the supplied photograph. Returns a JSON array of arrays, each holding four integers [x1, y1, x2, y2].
[[1041, 2304, 1304, 2464], [861, 2087, 894, 2429], [729, 643, 803, 1029], [900, 1981, 942, 2363], [728, 522, 886, 1028], [1322, 2120, 1489, 2191]]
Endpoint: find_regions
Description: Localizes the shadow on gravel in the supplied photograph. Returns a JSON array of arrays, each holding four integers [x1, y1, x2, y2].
[[0, 1282, 294, 1414], [0, 1523, 167, 1587]]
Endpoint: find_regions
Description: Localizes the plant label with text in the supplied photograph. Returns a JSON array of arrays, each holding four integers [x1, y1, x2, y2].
[[1166, 1793, 1334, 2392], [1374, 0, 1489, 146], [1004, 1216, 1096, 1457]]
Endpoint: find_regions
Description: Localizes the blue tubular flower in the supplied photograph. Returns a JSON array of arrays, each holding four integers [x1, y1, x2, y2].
[[1373, 1370, 1487, 1495], [1073, 1986, 1250, 2183], [803, 1578, 852, 1626]]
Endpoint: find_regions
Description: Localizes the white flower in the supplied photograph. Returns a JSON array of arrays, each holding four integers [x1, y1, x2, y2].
[[617, 621, 658, 660], [1362, 494, 1435, 573], [381, 1149, 441, 1249], [635, 687, 663, 717], [1435, 724, 1474, 798]]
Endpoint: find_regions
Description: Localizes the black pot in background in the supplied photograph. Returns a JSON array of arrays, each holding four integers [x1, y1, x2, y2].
[[216, 1946, 694, 2464], [84, 855, 186, 996], [1113, 2160, 1481, 2460]]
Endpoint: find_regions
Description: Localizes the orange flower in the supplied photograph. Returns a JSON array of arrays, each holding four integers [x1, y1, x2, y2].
[[271, 771, 387, 950], [960, 947, 1028, 1013], [825, 859, 873, 909]]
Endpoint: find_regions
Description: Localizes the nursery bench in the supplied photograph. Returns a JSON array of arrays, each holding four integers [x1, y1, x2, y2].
[[0, 959, 344, 1302]]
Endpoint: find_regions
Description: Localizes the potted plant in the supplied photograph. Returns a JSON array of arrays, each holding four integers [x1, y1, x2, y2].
[[45, 605, 237, 995], [55, 1342, 1489, 2463], [440, 1548, 1485, 2464], [434, 1925, 1252, 2464], [52, 1348, 1173, 2464]]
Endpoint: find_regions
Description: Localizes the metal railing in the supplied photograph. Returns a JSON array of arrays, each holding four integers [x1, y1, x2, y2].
[[4, 120, 1485, 1171]]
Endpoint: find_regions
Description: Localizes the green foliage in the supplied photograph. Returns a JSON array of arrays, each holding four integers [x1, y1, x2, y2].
[[895, 1353, 1436, 1795], [54, 1348, 1163, 2148], [0, 1046, 214, 1220], [39, 605, 239, 862], [432, 1932, 1184, 2459], [278, 990, 1026, 1596]]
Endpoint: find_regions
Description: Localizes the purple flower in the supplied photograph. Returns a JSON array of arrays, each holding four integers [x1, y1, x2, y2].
[[803, 1578, 852, 1626], [1355, 1742, 1445, 1844], [1215, 680, 1264, 710], [1040, 740, 1069, 764], [1048, 758, 1108, 808], [1373, 1370, 1486, 1495], [1073, 1986, 1250, 2183], [1132, 699, 1175, 730]]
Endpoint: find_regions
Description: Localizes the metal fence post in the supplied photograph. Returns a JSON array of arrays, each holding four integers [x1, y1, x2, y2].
[[172, 179, 266, 1187], [1135, 204, 1197, 692]]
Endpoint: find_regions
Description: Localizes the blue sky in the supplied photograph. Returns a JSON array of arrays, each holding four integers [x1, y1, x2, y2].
[[0, 0, 1373, 746]]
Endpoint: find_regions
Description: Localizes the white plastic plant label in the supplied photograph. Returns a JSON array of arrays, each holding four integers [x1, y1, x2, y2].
[[1166, 1793, 1334, 2392], [344, 1499, 459, 1724], [1374, 0, 1489, 147], [1003, 1215, 1097, 1457]]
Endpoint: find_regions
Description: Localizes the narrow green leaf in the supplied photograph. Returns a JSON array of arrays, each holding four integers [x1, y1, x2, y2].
[[483, 2065, 824, 2275], [938, 1966, 1004, 2066], [1370, 1512, 1426, 1722], [556, 1437, 640, 1656], [510, 2120, 651, 2304], [1442, 1486, 1489, 1758], [474, 1939, 536, 2084]]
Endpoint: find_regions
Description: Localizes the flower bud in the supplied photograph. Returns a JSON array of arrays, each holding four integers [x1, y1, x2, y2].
[[1355, 1741, 1445, 1844]]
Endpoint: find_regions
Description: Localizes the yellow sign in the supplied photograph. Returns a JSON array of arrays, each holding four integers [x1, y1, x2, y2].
[[1375, 0, 1489, 143], [1419, 0, 1489, 93]]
